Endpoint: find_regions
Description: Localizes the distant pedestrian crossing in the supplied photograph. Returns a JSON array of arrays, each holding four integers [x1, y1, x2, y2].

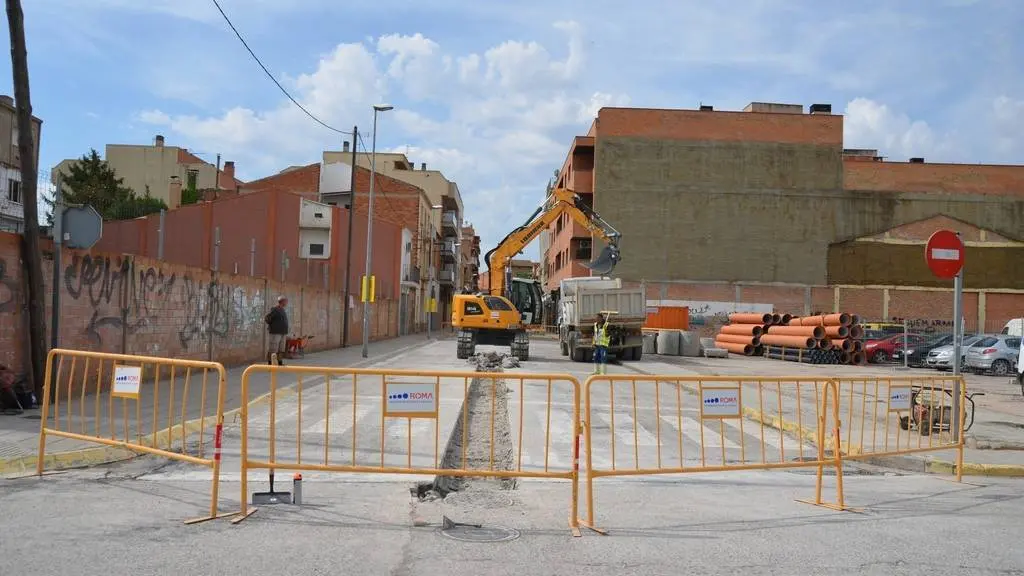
[[144, 373, 821, 483]]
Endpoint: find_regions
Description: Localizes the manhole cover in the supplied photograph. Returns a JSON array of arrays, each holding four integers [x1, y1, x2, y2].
[[440, 525, 520, 543]]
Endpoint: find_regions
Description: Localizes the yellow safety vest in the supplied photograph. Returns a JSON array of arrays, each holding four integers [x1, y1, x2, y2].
[[594, 322, 611, 347]]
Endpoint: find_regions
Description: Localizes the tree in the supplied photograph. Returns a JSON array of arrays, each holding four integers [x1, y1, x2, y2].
[[180, 169, 200, 205], [7, 0, 46, 399], [46, 149, 167, 221]]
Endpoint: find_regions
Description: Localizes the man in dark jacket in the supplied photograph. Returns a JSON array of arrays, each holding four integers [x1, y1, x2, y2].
[[265, 296, 289, 365]]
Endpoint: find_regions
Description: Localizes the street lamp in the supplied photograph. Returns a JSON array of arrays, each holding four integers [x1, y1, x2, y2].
[[427, 204, 442, 339], [362, 104, 393, 358]]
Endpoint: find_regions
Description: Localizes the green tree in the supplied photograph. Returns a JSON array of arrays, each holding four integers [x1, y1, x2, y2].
[[181, 169, 200, 205], [44, 148, 167, 222]]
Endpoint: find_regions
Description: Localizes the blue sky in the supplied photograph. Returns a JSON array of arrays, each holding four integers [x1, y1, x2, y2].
[[3, 0, 1022, 261]]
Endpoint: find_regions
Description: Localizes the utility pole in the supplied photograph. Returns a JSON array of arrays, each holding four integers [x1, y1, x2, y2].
[[7, 0, 47, 400], [342, 125, 357, 347]]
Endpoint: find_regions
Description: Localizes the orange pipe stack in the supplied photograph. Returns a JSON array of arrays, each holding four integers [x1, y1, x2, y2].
[[715, 311, 868, 364]]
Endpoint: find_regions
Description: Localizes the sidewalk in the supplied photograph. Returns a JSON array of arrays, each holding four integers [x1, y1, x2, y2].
[[0, 333, 439, 477]]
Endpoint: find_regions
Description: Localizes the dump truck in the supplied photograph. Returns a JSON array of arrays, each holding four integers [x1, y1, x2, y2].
[[557, 277, 646, 362]]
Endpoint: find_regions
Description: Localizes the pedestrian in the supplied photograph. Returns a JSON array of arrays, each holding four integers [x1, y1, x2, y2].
[[593, 312, 611, 375], [265, 296, 289, 365]]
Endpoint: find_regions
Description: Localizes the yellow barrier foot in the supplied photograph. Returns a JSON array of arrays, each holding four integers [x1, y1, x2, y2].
[[184, 511, 244, 525], [577, 518, 608, 536], [230, 508, 259, 525], [794, 499, 863, 514], [568, 517, 582, 538]]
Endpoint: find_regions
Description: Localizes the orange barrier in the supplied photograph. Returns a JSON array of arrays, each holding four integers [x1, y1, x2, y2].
[[830, 376, 968, 479], [37, 349, 231, 524], [578, 375, 846, 534], [230, 363, 584, 535]]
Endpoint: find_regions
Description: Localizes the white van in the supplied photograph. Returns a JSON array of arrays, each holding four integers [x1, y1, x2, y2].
[[1001, 318, 1023, 337]]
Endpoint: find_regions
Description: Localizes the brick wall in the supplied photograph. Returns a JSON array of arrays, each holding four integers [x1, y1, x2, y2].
[[845, 160, 1024, 198], [0, 232, 400, 379]]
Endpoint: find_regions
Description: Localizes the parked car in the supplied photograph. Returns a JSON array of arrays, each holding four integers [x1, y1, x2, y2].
[[925, 334, 983, 371], [864, 333, 928, 363], [965, 334, 1021, 376], [893, 333, 958, 367]]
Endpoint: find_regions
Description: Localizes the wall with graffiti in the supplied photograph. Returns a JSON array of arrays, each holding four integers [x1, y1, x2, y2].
[[0, 233, 399, 376]]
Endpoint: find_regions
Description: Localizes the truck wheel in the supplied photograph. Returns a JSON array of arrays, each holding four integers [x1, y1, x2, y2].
[[456, 330, 475, 360], [570, 333, 585, 362], [631, 346, 643, 361], [560, 339, 569, 356]]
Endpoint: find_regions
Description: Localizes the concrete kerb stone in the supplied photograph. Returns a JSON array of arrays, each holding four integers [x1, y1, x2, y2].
[[0, 339, 436, 477]]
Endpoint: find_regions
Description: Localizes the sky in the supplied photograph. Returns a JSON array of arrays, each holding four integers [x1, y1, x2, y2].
[[3, 0, 1022, 263]]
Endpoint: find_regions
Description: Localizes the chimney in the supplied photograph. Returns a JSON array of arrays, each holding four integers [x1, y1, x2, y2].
[[699, 105, 713, 111], [0, 95, 13, 107], [909, 157, 925, 163], [222, 161, 236, 189], [155, 134, 165, 147], [342, 141, 350, 152], [420, 162, 427, 171], [168, 176, 182, 207]]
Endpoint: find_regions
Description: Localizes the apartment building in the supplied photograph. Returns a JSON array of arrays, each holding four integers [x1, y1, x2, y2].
[[53, 135, 241, 210], [460, 224, 480, 291], [0, 95, 42, 232], [327, 147, 464, 328]]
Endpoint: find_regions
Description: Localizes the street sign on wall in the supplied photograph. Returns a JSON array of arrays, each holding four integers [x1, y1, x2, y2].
[[925, 229, 964, 279]]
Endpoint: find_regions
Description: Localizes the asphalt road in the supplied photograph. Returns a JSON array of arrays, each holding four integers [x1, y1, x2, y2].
[[5, 336, 1023, 575]]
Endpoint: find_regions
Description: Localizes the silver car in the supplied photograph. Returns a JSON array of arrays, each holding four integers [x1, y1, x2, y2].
[[925, 334, 982, 370], [965, 335, 1021, 376]]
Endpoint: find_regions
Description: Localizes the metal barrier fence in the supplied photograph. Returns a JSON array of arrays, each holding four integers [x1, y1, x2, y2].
[[230, 363, 583, 534], [37, 349, 230, 524], [831, 376, 968, 479], [578, 375, 845, 533]]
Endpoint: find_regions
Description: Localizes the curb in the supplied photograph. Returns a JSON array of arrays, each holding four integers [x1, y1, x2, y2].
[[0, 338, 436, 477], [742, 405, 1024, 478]]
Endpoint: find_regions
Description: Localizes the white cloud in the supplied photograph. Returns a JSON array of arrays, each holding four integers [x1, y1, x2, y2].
[[842, 98, 960, 161], [137, 21, 622, 259]]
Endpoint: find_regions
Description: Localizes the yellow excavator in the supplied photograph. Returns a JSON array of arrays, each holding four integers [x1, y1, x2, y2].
[[451, 187, 622, 360]]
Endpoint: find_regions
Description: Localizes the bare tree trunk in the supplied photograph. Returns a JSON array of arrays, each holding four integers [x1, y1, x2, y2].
[[7, 0, 47, 400]]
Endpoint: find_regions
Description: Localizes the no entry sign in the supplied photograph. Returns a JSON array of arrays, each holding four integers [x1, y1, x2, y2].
[[925, 229, 964, 279]]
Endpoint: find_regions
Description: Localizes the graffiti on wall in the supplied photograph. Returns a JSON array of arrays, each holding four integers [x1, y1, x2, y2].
[[0, 258, 19, 313], [888, 317, 956, 332], [63, 254, 269, 351], [649, 299, 774, 326]]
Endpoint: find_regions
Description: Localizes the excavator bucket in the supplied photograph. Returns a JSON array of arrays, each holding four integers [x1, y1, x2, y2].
[[584, 244, 620, 276]]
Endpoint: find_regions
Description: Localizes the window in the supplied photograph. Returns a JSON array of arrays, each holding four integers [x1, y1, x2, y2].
[[1006, 338, 1020, 350], [308, 243, 324, 256], [973, 337, 998, 348], [574, 238, 592, 260], [483, 296, 512, 311], [463, 301, 483, 315], [6, 179, 20, 204]]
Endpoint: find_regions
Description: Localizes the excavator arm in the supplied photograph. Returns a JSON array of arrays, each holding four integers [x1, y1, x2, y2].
[[483, 187, 621, 298]]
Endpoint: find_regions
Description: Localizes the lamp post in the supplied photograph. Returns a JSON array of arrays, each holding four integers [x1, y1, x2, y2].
[[362, 104, 393, 358], [427, 204, 442, 339]]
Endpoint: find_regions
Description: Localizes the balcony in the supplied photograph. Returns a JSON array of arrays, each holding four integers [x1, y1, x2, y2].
[[441, 211, 458, 235], [439, 240, 456, 262], [402, 265, 420, 285], [439, 267, 455, 285]]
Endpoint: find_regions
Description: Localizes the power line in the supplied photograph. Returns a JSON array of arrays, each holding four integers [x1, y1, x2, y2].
[[209, 0, 352, 136]]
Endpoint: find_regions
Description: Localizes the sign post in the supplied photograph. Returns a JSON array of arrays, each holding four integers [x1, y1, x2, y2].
[[925, 230, 965, 441]]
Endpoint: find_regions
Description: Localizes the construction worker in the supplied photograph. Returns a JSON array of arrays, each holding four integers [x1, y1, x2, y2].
[[593, 313, 611, 374]]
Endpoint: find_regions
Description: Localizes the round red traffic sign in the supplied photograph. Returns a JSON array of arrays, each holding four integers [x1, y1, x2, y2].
[[925, 229, 964, 279]]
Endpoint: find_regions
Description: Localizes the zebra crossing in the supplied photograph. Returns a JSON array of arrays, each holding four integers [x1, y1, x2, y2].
[[143, 372, 819, 483]]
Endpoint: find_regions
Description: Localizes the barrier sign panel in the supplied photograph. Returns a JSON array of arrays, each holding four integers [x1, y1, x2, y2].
[[888, 386, 912, 412], [384, 381, 439, 418], [111, 365, 142, 399], [700, 386, 741, 419]]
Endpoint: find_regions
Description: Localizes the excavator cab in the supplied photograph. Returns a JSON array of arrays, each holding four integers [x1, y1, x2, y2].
[[582, 244, 621, 276]]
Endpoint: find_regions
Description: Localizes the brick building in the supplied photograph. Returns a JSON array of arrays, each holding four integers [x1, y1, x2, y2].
[[460, 224, 480, 291], [242, 161, 435, 335], [544, 102, 1024, 333]]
